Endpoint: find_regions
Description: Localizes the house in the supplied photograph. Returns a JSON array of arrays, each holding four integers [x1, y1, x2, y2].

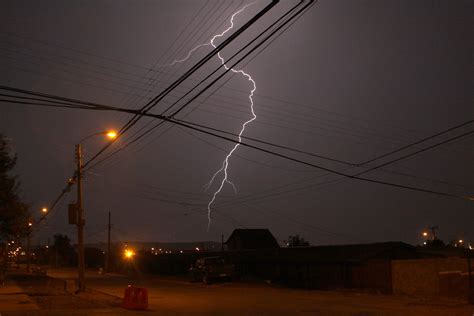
[[225, 229, 280, 250], [274, 242, 440, 293]]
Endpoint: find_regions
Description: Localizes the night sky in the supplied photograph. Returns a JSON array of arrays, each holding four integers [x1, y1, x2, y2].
[[0, 0, 472, 247]]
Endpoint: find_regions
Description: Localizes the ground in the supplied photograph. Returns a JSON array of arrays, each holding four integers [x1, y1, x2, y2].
[[0, 266, 473, 315]]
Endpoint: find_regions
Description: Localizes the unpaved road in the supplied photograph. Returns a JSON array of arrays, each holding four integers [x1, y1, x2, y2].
[[1, 268, 474, 315], [42, 267, 474, 316]]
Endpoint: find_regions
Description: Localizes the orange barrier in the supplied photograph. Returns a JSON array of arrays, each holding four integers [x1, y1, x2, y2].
[[122, 285, 149, 310]]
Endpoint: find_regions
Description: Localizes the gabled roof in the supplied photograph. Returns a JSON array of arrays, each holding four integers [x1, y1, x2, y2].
[[225, 229, 280, 249]]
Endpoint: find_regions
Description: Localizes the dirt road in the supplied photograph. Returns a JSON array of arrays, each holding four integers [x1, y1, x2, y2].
[[41, 267, 474, 316]]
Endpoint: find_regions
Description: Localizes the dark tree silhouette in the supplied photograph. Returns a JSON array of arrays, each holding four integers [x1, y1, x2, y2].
[[53, 234, 76, 266], [287, 235, 310, 247], [0, 134, 29, 241]]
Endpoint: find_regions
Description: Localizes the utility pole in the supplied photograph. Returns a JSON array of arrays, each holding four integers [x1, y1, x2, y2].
[[75, 143, 85, 292], [105, 211, 111, 273], [429, 225, 439, 240], [26, 231, 31, 273], [26, 221, 33, 273], [468, 251, 473, 303]]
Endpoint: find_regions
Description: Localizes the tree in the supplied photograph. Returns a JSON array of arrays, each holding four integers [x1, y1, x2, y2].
[[53, 234, 76, 266], [0, 134, 29, 241], [287, 235, 310, 247], [424, 238, 446, 249]]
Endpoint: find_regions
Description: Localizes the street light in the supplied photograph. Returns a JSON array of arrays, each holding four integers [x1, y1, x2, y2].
[[74, 129, 116, 292], [422, 232, 428, 237], [41, 207, 48, 214], [106, 131, 117, 139], [26, 221, 32, 272], [78, 130, 117, 143], [124, 249, 135, 259]]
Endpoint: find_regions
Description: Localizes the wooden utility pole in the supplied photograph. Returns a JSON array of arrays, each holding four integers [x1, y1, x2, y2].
[[105, 211, 111, 273], [26, 232, 31, 273], [76, 143, 85, 292], [26, 221, 33, 272], [429, 225, 439, 240]]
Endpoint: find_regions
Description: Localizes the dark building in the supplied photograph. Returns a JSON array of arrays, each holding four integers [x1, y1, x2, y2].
[[225, 229, 280, 250], [274, 242, 436, 293]]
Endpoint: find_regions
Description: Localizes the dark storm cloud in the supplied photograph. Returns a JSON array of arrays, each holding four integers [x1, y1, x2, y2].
[[0, 0, 472, 246]]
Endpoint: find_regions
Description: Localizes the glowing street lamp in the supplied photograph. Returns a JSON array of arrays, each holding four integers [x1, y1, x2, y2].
[[422, 232, 428, 237], [41, 207, 48, 214], [124, 249, 135, 259], [106, 131, 117, 139]]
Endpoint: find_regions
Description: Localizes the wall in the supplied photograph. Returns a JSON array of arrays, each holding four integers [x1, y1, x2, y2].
[[391, 257, 470, 295], [352, 259, 392, 293]]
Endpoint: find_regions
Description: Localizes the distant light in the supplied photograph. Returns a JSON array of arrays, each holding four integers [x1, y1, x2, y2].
[[423, 241, 427, 245], [41, 207, 48, 213], [106, 131, 117, 139], [195, 247, 200, 251], [11, 241, 14, 244], [422, 232, 428, 237], [180, 250, 183, 254], [28, 222, 33, 227], [151, 247, 155, 251], [45, 245, 49, 249], [459, 239, 464, 244]]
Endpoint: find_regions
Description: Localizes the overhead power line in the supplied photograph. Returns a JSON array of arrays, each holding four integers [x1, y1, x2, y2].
[[2, 84, 473, 197], [5, 88, 469, 201], [83, 1, 312, 170], [82, 0, 281, 171]]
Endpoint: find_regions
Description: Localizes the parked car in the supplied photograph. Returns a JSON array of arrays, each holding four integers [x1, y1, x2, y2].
[[189, 256, 236, 284]]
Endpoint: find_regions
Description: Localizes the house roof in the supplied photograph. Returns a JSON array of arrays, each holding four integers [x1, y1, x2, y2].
[[278, 242, 425, 263], [225, 229, 280, 249]]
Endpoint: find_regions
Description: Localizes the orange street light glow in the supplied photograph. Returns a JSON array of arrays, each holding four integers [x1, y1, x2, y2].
[[28, 222, 33, 227], [41, 207, 48, 213], [106, 131, 117, 139], [124, 249, 135, 259], [422, 232, 428, 237]]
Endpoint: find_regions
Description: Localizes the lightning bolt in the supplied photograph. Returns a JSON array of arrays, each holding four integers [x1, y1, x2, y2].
[[205, 3, 257, 230], [158, 3, 256, 230]]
